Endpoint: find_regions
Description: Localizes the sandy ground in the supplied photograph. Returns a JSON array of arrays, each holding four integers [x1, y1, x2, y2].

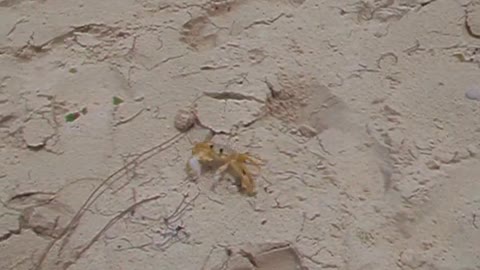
[[1, 0, 480, 269]]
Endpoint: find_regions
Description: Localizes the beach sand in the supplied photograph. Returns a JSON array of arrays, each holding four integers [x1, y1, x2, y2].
[[1, 0, 480, 269]]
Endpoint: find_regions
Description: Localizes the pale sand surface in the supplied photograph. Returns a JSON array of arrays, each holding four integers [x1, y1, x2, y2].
[[1, 0, 480, 269]]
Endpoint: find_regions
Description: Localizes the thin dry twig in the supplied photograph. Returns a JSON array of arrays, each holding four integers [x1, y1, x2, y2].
[[113, 108, 145, 127], [114, 238, 151, 252], [200, 246, 218, 270], [164, 193, 198, 223], [111, 153, 142, 195], [7, 256, 30, 270], [3, 191, 57, 210], [8, 191, 56, 202]]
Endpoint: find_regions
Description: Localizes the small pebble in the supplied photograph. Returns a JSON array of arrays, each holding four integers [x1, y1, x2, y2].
[[425, 160, 440, 170], [174, 108, 196, 132], [465, 86, 480, 101], [434, 151, 455, 164], [467, 144, 478, 157]]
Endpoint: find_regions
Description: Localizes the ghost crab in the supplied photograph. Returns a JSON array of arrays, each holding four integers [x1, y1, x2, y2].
[[186, 140, 262, 196]]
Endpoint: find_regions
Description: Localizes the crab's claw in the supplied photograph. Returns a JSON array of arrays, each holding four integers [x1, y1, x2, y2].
[[186, 156, 202, 178]]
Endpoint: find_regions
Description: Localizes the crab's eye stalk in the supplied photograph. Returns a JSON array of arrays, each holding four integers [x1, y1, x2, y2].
[[209, 144, 214, 149], [219, 148, 224, 154]]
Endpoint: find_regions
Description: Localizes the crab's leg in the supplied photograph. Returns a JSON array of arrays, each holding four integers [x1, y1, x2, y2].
[[214, 162, 229, 182], [237, 154, 262, 174], [229, 161, 256, 196]]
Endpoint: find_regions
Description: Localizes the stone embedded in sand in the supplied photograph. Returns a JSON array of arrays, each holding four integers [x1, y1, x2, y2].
[[22, 118, 55, 148], [298, 124, 318, 138], [467, 144, 478, 156], [465, 86, 480, 101], [226, 242, 307, 270], [398, 249, 426, 269], [425, 159, 440, 170], [253, 245, 306, 270], [433, 150, 456, 164], [0, 211, 19, 240], [75, 32, 102, 47], [20, 205, 68, 238]]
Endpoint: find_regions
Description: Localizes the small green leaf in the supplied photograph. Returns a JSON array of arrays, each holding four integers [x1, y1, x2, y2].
[[65, 112, 80, 122], [113, 96, 124, 105]]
